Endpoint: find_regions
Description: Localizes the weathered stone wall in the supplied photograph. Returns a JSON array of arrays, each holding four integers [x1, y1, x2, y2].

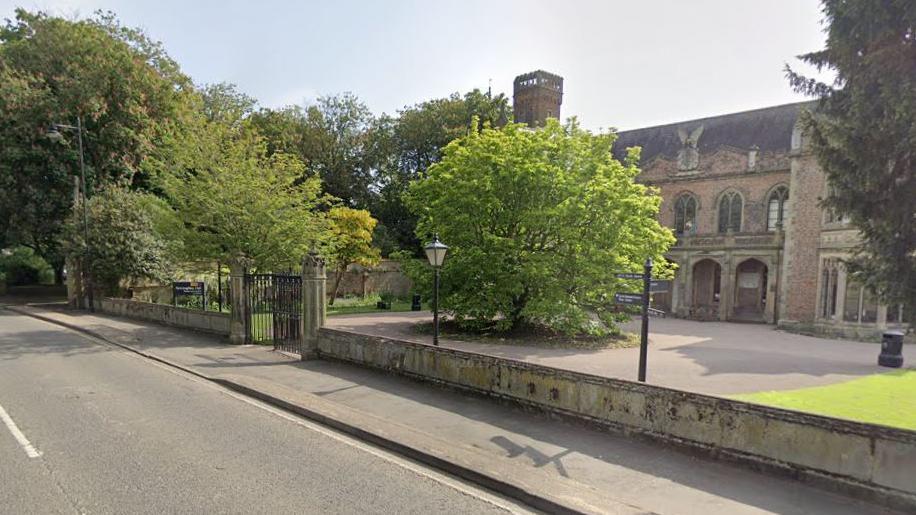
[[97, 298, 230, 336], [332, 259, 413, 298], [317, 328, 916, 510]]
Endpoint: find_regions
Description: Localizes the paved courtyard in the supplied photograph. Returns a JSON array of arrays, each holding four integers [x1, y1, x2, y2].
[[326, 312, 912, 396]]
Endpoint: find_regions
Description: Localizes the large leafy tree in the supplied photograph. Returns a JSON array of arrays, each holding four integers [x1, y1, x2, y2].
[[199, 82, 257, 127], [0, 9, 194, 279], [160, 123, 330, 271], [373, 89, 511, 253], [247, 94, 380, 208], [788, 0, 916, 320], [63, 185, 169, 296], [405, 119, 675, 335]]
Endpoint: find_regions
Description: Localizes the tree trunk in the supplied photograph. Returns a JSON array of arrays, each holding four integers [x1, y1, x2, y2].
[[508, 287, 530, 333], [328, 266, 346, 306]]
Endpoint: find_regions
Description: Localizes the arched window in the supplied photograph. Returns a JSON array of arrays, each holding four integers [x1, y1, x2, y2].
[[766, 186, 789, 231], [717, 191, 742, 233], [674, 194, 697, 235]]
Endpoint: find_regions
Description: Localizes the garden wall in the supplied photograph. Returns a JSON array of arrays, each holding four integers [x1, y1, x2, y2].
[[317, 327, 916, 511], [96, 298, 230, 336], [333, 259, 413, 298]]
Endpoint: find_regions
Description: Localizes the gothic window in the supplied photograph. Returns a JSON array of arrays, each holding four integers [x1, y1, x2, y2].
[[843, 281, 862, 322], [887, 305, 905, 324], [767, 186, 789, 231], [819, 261, 839, 319], [674, 194, 698, 235], [717, 191, 742, 233], [861, 288, 878, 323]]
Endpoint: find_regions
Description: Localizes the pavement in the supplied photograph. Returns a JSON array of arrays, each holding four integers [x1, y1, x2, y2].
[[325, 311, 911, 395], [1, 304, 901, 515], [0, 308, 521, 514]]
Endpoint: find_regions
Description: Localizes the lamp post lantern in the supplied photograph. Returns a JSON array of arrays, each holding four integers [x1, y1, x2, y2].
[[47, 116, 94, 312], [424, 234, 448, 345]]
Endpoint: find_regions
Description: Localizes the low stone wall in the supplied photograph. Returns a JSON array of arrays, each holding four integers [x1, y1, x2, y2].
[[317, 328, 916, 510], [97, 298, 230, 336], [780, 319, 914, 343]]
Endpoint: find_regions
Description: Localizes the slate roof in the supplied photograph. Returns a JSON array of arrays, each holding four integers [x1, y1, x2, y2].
[[612, 101, 815, 163]]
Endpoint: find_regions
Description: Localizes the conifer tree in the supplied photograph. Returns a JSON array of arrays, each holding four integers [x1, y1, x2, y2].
[[789, 0, 916, 321]]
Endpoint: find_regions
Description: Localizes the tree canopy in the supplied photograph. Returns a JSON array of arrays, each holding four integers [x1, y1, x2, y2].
[[405, 119, 675, 335], [160, 124, 330, 271], [0, 9, 195, 278], [63, 185, 169, 295], [789, 0, 916, 319]]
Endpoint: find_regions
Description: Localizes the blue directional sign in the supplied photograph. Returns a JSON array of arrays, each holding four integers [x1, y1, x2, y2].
[[173, 281, 205, 296], [614, 292, 644, 305]]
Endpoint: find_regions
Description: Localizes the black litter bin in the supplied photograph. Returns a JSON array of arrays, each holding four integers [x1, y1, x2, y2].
[[411, 294, 422, 311], [878, 330, 904, 368]]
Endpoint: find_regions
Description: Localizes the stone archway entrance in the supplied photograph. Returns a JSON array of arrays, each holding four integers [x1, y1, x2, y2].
[[733, 258, 768, 321], [691, 259, 721, 320]]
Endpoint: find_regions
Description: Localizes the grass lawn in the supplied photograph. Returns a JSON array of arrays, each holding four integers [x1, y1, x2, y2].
[[733, 369, 916, 431], [327, 295, 419, 316]]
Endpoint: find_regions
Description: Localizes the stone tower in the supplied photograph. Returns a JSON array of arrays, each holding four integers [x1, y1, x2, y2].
[[513, 70, 563, 127]]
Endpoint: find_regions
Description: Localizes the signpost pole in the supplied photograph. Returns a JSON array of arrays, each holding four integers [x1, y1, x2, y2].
[[638, 258, 653, 382]]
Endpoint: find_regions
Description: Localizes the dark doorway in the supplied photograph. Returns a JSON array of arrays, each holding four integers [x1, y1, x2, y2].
[[692, 259, 721, 320], [734, 259, 768, 321]]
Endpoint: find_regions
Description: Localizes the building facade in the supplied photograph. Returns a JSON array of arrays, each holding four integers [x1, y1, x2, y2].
[[512, 70, 906, 338], [615, 102, 907, 338], [513, 70, 563, 127]]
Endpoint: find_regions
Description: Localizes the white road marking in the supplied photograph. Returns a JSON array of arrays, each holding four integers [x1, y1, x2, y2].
[[0, 403, 42, 458]]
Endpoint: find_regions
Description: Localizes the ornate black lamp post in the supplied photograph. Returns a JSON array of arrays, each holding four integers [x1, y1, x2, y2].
[[424, 234, 448, 346], [47, 117, 94, 312]]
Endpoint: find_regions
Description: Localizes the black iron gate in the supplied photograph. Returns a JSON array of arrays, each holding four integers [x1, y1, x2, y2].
[[244, 272, 302, 354]]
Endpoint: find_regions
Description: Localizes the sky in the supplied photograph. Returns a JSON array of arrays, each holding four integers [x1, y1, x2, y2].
[[0, 0, 831, 131]]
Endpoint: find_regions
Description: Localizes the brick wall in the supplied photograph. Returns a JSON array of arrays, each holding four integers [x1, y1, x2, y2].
[[779, 153, 827, 323], [642, 149, 791, 235]]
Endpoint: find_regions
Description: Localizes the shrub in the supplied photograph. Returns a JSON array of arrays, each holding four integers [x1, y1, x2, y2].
[[0, 246, 54, 285]]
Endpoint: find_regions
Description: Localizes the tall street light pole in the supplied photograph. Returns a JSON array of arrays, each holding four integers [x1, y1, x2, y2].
[[47, 116, 94, 312], [424, 234, 448, 346]]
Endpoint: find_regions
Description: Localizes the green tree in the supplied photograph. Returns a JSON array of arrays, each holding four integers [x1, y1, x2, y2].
[[405, 119, 675, 335], [161, 124, 329, 271], [326, 207, 381, 304], [247, 105, 310, 157], [63, 186, 169, 296], [199, 82, 257, 127], [373, 89, 511, 253], [788, 0, 916, 320], [0, 9, 195, 279], [246, 94, 381, 208]]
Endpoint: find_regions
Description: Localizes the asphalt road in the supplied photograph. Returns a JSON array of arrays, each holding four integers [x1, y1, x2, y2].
[[0, 310, 526, 514]]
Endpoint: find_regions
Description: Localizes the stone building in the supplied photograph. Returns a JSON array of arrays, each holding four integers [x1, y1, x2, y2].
[[513, 70, 563, 127], [511, 70, 907, 338], [615, 102, 908, 338]]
